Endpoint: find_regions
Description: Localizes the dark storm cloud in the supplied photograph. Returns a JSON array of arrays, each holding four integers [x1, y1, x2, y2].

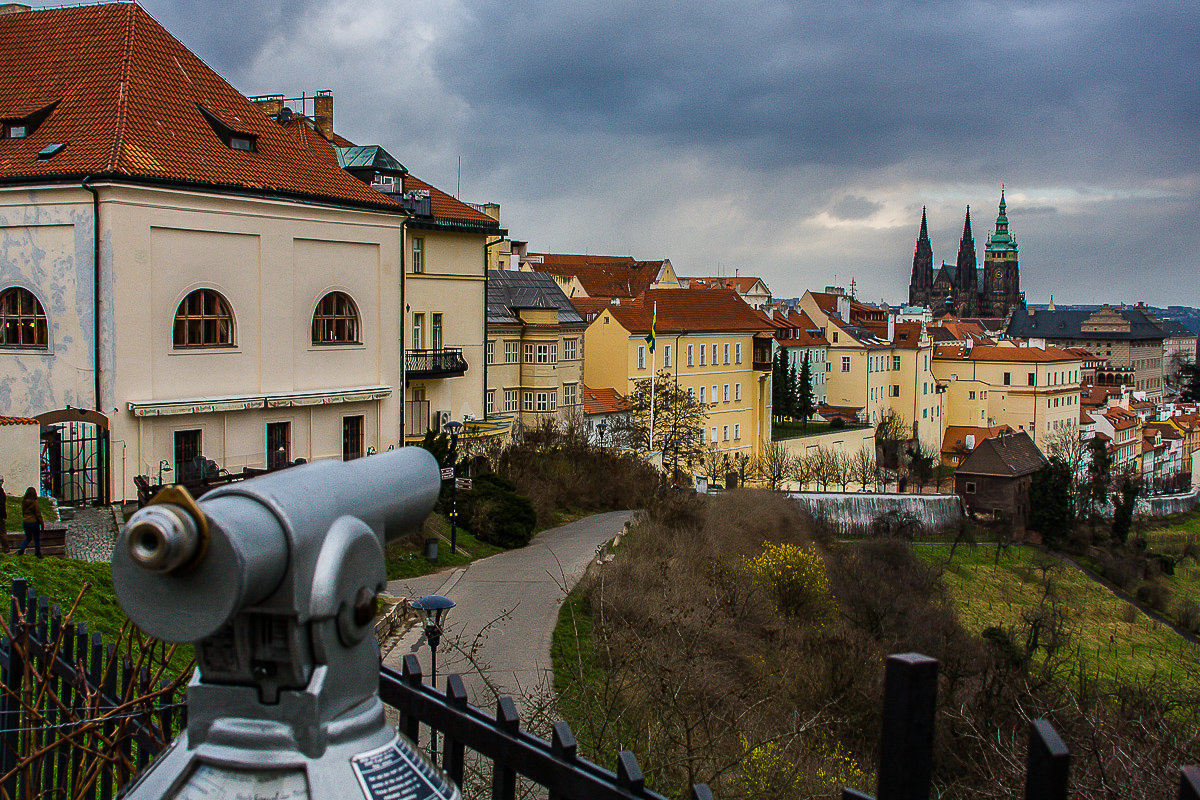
[[437, 0, 1200, 181]]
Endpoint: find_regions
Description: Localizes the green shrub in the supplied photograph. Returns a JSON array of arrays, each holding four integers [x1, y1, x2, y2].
[[1134, 578, 1171, 612], [459, 473, 536, 548], [1175, 598, 1200, 633]]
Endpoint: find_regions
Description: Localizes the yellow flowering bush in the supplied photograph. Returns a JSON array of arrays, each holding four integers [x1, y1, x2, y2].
[[738, 734, 803, 798], [745, 542, 833, 618]]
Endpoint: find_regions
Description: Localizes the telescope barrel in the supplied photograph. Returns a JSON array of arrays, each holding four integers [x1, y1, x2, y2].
[[112, 447, 441, 643]]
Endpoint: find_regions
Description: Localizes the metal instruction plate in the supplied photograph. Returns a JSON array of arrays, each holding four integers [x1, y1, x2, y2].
[[351, 736, 459, 800]]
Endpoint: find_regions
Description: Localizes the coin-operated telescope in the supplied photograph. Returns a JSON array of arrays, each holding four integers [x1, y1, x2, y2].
[[113, 448, 458, 800]]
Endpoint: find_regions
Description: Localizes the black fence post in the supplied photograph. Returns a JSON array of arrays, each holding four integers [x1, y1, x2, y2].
[[400, 654, 423, 746], [616, 751, 645, 796], [1, 578, 28, 800], [1024, 719, 1069, 800], [549, 722, 576, 800], [443, 674, 468, 787], [492, 696, 519, 800], [876, 653, 938, 800], [690, 785, 715, 800]]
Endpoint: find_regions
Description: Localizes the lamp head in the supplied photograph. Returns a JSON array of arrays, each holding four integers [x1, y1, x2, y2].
[[411, 593, 455, 632]]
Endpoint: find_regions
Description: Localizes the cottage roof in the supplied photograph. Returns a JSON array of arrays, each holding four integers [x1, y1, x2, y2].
[[956, 431, 1047, 477], [941, 425, 1014, 456], [487, 270, 584, 326], [582, 386, 632, 416], [601, 289, 770, 335]]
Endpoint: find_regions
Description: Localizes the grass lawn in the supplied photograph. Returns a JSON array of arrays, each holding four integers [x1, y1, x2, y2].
[[0, 552, 194, 678], [4, 495, 57, 530], [918, 544, 1200, 685], [385, 512, 504, 580], [1143, 510, 1200, 548]]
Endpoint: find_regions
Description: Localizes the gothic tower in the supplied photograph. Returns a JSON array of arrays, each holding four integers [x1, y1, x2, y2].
[[909, 206, 933, 306], [982, 189, 1023, 316], [953, 207, 978, 317]]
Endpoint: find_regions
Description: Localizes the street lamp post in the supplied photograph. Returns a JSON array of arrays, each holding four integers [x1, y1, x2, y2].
[[597, 421, 607, 449], [410, 594, 456, 762], [443, 421, 463, 554], [157, 460, 171, 486]]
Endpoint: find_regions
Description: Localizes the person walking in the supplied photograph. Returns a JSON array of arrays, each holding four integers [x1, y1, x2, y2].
[[19, 486, 42, 557], [0, 476, 8, 553]]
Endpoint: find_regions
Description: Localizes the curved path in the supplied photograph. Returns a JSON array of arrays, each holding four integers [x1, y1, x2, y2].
[[382, 510, 633, 712]]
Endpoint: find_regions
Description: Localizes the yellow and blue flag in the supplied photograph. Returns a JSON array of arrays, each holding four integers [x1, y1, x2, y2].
[[644, 305, 656, 352]]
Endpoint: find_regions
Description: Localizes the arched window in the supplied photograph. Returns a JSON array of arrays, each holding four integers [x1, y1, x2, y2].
[[0, 287, 48, 348], [173, 289, 234, 348], [312, 291, 360, 344]]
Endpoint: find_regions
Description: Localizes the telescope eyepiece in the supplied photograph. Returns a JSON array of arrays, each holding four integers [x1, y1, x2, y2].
[[125, 504, 202, 574]]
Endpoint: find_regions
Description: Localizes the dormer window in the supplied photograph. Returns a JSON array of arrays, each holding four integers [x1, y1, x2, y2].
[[198, 105, 257, 152], [1, 102, 58, 140]]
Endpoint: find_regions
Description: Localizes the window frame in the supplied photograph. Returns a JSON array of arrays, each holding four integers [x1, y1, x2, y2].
[[173, 288, 235, 349], [311, 291, 361, 345], [411, 237, 424, 274], [0, 287, 49, 349]]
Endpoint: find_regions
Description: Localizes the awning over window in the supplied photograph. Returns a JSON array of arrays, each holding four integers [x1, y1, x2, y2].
[[127, 386, 391, 417]]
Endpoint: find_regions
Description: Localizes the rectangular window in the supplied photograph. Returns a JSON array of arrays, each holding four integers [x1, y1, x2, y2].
[[734, 423, 741, 440], [699, 346, 706, 366], [564, 383, 577, 406], [965, 481, 976, 494], [524, 343, 535, 363], [969, 391, 976, 400], [1028, 372, 1036, 386], [712, 385, 718, 403], [687, 386, 695, 401], [412, 237, 424, 274], [1003, 372, 1011, 385], [431, 313, 443, 350], [564, 338, 577, 360], [711, 426, 718, 443], [174, 429, 202, 481], [342, 415, 364, 461], [536, 392, 550, 412], [735, 343, 742, 364], [687, 344, 694, 366], [486, 340, 495, 364], [664, 345, 671, 368], [266, 421, 290, 469], [505, 340, 520, 363], [723, 384, 730, 402], [412, 313, 425, 350], [699, 386, 706, 403], [735, 383, 741, 401], [523, 391, 534, 412], [923, 408, 928, 419], [723, 343, 730, 364], [504, 389, 519, 412], [638, 345, 646, 370], [536, 343, 552, 363], [833, 331, 839, 343], [711, 344, 718, 365], [893, 355, 901, 370], [699, 428, 705, 445], [722, 425, 729, 442], [486, 389, 496, 415], [891, 385, 900, 397], [550, 342, 558, 363], [841, 356, 851, 372]]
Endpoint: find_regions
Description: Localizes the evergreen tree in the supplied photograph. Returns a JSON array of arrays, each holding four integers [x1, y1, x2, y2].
[[772, 350, 786, 421], [1029, 457, 1074, 547], [1085, 435, 1112, 530], [786, 358, 800, 421], [797, 352, 815, 429], [1111, 473, 1140, 545]]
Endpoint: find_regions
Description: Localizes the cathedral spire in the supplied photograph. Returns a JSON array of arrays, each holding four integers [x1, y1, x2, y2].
[[919, 205, 929, 241], [909, 206, 934, 306], [954, 206, 978, 313]]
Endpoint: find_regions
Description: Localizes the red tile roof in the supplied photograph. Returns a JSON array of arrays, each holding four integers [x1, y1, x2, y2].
[[0, 4, 413, 213], [602, 290, 771, 334], [941, 425, 1014, 456], [582, 386, 632, 416], [400, 174, 499, 225], [0, 416, 37, 425], [527, 254, 667, 298], [571, 297, 615, 320], [765, 308, 827, 347]]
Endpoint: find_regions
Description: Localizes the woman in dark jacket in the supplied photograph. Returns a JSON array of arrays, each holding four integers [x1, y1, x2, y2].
[[19, 487, 41, 557]]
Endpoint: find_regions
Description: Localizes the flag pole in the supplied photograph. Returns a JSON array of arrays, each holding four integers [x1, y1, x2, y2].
[[649, 301, 657, 456]]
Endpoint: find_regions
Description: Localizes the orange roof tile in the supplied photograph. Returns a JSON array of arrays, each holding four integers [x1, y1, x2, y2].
[[0, 4, 412, 213], [528, 254, 666, 298], [582, 386, 632, 416], [0, 416, 37, 425], [602, 289, 770, 334], [571, 297, 615, 320], [941, 424, 1014, 455]]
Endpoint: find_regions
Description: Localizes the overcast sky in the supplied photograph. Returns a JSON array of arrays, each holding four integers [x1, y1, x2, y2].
[[95, 1, 1200, 307]]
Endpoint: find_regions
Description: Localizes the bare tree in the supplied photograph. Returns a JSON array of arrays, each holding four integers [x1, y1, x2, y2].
[[1044, 425, 1086, 521], [849, 446, 877, 491], [752, 441, 795, 490]]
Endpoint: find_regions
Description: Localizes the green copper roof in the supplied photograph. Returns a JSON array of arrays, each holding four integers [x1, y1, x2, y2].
[[336, 145, 407, 175], [985, 189, 1018, 253]]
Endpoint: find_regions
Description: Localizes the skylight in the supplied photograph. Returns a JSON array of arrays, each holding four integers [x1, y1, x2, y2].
[[36, 143, 65, 160]]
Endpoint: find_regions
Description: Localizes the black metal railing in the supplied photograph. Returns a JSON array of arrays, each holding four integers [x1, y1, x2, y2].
[[406, 347, 468, 378], [3, 577, 1198, 800]]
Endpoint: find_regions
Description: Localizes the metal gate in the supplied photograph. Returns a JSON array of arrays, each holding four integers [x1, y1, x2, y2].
[[35, 409, 109, 507]]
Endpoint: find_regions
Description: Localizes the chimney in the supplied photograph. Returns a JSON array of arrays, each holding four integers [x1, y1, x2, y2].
[[887, 313, 895, 342], [836, 294, 850, 322], [313, 91, 334, 139], [250, 94, 285, 118]]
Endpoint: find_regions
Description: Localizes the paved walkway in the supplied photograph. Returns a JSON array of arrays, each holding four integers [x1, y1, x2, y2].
[[383, 510, 633, 713]]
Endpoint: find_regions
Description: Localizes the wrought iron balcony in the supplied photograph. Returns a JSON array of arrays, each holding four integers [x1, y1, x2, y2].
[[406, 347, 468, 378]]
